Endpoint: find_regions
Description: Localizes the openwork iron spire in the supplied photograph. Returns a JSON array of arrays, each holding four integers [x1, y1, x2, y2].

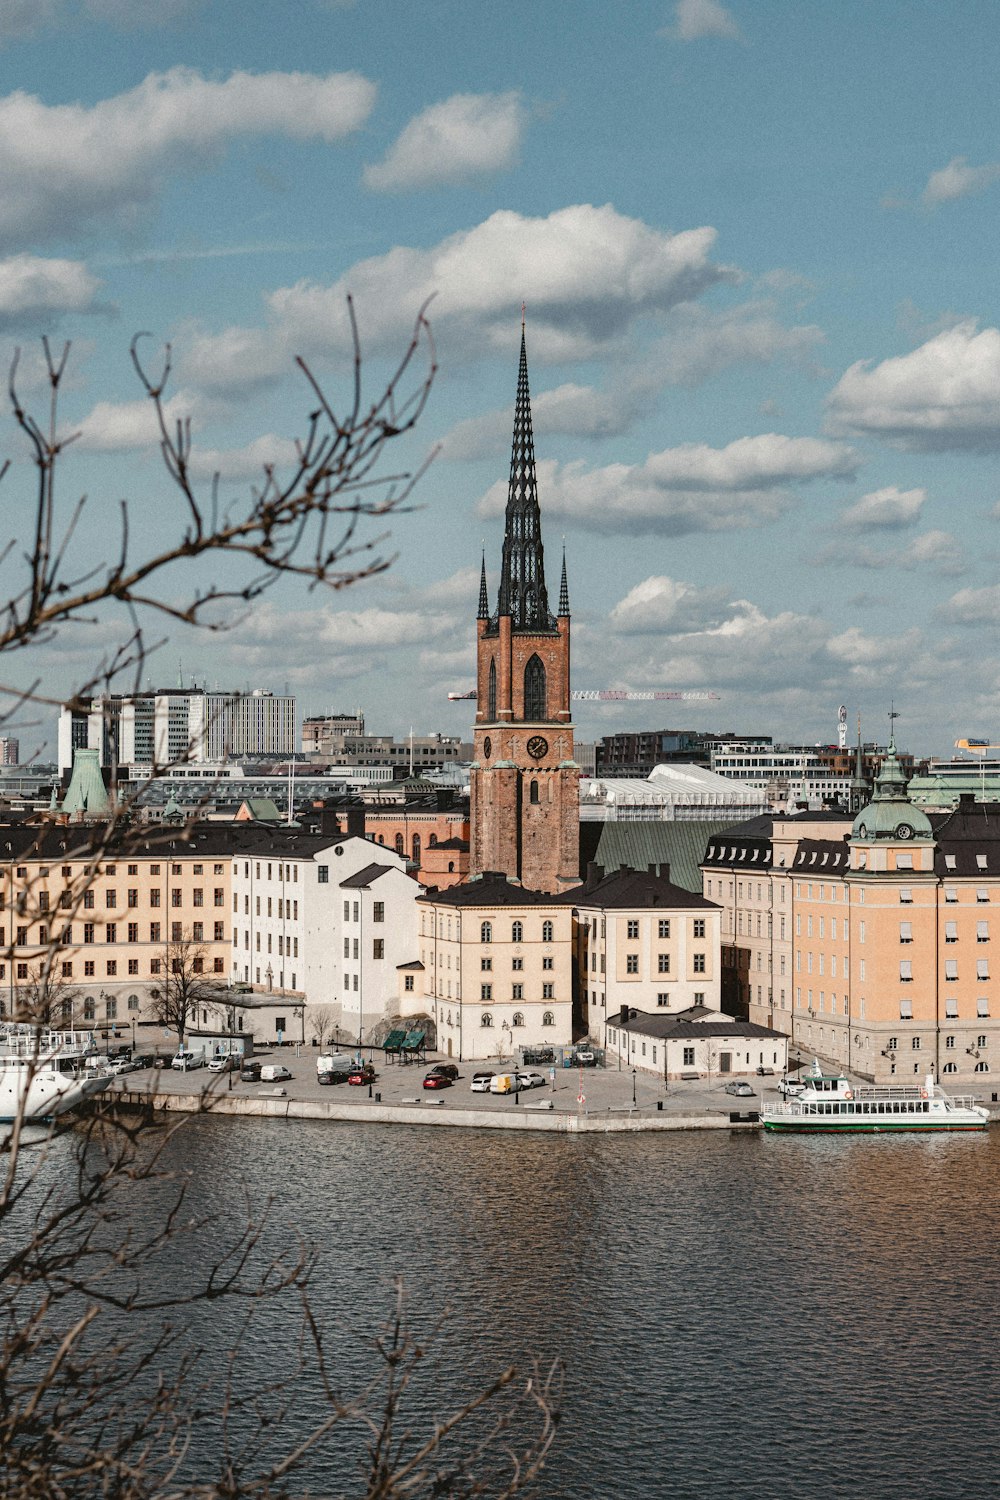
[[477, 550, 489, 619], [558, 545, 570, 617], [497, 322, 551, 630]]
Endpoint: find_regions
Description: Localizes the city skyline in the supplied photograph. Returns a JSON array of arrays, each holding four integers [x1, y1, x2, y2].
[[3, 1, 1000, 760]]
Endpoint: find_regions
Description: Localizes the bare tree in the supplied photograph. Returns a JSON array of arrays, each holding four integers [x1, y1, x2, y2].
[[0, 312, 561, 1496], [148, 934, 227, 1051], [307, 1003, 334, 1050]]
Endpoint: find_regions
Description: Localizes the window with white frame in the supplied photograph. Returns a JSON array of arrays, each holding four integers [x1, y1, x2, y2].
[[945, 998, 958, 1017], [978, 921, 989, 942], [899, 999, 913, 1019], [977, 998, 990, 1017], [900, 922, 912, 943], [945, 958, 958, 979], [945, 921, 958, 942], [977, 959, 990, 980], [899, 888, 912, 904], [899, 960, 912, 981]]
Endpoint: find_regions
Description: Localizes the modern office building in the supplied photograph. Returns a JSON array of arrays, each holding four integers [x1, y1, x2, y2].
[[57, 688, 296, 773]]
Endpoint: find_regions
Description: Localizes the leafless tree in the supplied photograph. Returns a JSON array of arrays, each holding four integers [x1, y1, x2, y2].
[[307, 1003, 334, 1050], [148, 934, 227, 1051], [0, 310, 561, 1497]]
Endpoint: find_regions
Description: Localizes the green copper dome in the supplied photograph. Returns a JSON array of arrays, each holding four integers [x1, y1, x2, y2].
[[850, 736, 932, 842]]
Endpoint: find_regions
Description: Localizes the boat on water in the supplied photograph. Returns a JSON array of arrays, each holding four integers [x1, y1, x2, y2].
[[0, 1024, 110, 1124], [761, 1064, 990, 1133]]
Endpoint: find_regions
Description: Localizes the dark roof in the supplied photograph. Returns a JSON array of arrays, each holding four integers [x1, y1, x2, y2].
[[417, 872, 563, 907], [428, 837, 469, 852], [792, 838, 850, 872], [930, 801, 1000, 876], [340, 861, 397, 889], [610, 1010, 785, 1041], [396, 960, 424, 971], [557, 864, 717, 911], [701, 833, 773, 868], [0, 820, 380, 863]]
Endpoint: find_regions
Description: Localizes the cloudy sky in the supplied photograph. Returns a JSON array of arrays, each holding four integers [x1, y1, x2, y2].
[[3, 0, 1000, 760]]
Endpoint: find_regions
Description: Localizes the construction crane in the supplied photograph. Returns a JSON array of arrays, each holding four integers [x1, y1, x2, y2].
[[447, 688, 720, 702]]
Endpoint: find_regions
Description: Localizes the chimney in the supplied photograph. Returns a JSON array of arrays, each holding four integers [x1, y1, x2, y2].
[[586, 861, 604, 886], [346, 807, 365, 839]]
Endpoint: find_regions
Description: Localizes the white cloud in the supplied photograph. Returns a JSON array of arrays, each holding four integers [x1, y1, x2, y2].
[[664, 0, 741, 41], [440, 381, 652, 461], [938, 584, 1000, 625], [76, 390, 196, 452], [898, 529, 963, 572], [187, 435, 301, 482], [179, 203, 736, 392], [478, 434, 857, 537], [609, 576, 731, 634], [0, 254, 103, 326], [642, 300, 823, 386], [0, 67, 376, 250], [826, 321, 1000, 451], [826, 624, 922, 667], [364, 91, 527, 192], [922, 155, 1000, 207], [840, 486, 925, 530]]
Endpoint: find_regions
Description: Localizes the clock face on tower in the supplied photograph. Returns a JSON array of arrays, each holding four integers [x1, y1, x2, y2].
[[526, 734, 548, 760]]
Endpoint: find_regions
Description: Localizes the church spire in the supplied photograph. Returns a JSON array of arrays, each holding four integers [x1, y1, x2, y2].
[[497, 319, 551, 630], [477, 549, 489, 620], [558, 544, 570, 617]]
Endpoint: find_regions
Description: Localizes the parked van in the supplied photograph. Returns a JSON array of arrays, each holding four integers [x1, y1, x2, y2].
[[317, 1053, 353, 1077], [260, 1064, 292, 1083], [490, 1074, 514, 1095]]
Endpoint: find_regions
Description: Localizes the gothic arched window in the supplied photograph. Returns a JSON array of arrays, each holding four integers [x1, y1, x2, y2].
[[412, 834, 421, 865], [487, 657, 497, 721], [529, 779, 539, 804], [524, 654, 546, 720], [395, 833, 404, 856]]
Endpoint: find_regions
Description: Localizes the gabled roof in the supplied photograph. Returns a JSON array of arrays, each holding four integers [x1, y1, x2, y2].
[[611, 1010, 785, 1041], [340, 861, 398, 889], [559, 864, 717, 910], [417, 872, 562, 907], [792, 838, 850, 871]]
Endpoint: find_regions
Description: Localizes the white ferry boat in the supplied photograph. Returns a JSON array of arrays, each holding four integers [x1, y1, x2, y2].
[[761, 1065, 989, 1133], [0, 1025, 109, 1124]]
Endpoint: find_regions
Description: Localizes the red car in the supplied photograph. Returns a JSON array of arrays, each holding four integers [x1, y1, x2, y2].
[[347, 1064, 376, 1086], [422, 1069, 454, 1090]]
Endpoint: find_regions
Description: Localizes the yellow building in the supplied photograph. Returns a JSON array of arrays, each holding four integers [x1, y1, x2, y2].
[[702, 745, 1000, 1087], [411, 875, 573, 1061]]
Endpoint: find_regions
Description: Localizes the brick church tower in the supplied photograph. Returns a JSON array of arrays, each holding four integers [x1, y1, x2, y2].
[[469, 321, 579, 893]]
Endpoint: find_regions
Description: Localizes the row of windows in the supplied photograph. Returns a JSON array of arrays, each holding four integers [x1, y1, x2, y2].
[[236, 930, 300, 956], [5, 956, 226, 980], [478, 1010, 556, 1028], [5, 921, 226, 946], [240, 862, 300, 882], [624, 952, 706, 973], [886, 1033, 990, 1049], [11, 862, 225, 880], [900, 960, 991, 981], [482, 956, 554, 971], [480, 983, 555, 1000], [480, 920, 555, 944], [4, 885, 226, 914]]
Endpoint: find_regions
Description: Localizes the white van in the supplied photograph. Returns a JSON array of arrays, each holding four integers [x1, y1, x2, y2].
[[489, 1073, 514, 1095], [260, 1064, 291, 1083]]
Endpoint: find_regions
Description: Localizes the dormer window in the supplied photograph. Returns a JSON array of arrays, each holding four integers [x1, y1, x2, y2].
[[977, 854, 988, 870], [945, 855, 957, 870]]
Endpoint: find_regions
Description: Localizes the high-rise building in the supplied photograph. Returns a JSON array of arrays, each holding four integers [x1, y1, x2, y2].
[[57, 688, 295, 773], [0, 737, 19, 766], [469, 323, 579, 894]]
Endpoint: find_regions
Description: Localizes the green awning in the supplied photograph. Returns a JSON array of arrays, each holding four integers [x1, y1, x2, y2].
[[401, 1029, 425, 1051], [383, 1028, 407, 1052]]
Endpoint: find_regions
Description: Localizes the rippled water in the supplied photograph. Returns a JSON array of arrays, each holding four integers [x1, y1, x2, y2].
[[78, 1120, 1000, 1496]]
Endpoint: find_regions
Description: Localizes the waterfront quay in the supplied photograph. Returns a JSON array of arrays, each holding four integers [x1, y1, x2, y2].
[[110, 1052, 769, 1133]]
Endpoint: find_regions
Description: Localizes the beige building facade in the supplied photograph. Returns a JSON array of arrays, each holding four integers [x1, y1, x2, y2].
[[702, 754, 1000, 1088], [410, 875, 573, 1060]]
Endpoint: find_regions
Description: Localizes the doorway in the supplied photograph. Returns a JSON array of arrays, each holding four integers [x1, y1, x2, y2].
[[719, 1051, 732, 1074]]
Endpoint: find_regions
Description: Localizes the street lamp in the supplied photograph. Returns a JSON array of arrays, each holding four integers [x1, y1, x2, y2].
[[632, 1066, 637, 1108]]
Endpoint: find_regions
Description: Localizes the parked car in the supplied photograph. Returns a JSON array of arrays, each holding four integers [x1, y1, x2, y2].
[[426, 1062, 459, 1080], [207, 1054, 237, 1072], [779, 1076, 805, 1097], [240, 1061, 262, 1083], [347, 1064, 376, 1086], [318, 1069, 351, 1085], [514, 1071, 546, 1090], [422, 1071, 453, 1090], [723, 1081, 755, 1097], [756, 1065, 775, 1076], [107, 1055, 140, 1076], [260, 1064, 292, 1083], [470, 1072, 495, 1092], [131, 1053, 158, 1070], [171, 1051, 205, 1071], [489, 1074, 514, 1094], [571, 1050, 597, 1067]]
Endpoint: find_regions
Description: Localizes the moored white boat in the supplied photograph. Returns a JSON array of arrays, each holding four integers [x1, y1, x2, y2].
[[761, 1064, 989, 1133], [0, 1025, 109, 1124]]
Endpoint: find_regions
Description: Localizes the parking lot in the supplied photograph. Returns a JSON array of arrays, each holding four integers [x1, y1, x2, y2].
[[111, 1049, 785, 1122]]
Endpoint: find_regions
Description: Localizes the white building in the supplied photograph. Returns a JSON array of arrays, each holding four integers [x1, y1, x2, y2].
[[58, 688, 296, 773], [580, 764, 768, 822], [229, 833, 419, 1043], [603, 1003, 788, 1082], [709, 741, 852, 811]]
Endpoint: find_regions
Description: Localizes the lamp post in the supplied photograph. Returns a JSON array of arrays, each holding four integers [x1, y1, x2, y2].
[[631, 1066, 637, 1108]]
